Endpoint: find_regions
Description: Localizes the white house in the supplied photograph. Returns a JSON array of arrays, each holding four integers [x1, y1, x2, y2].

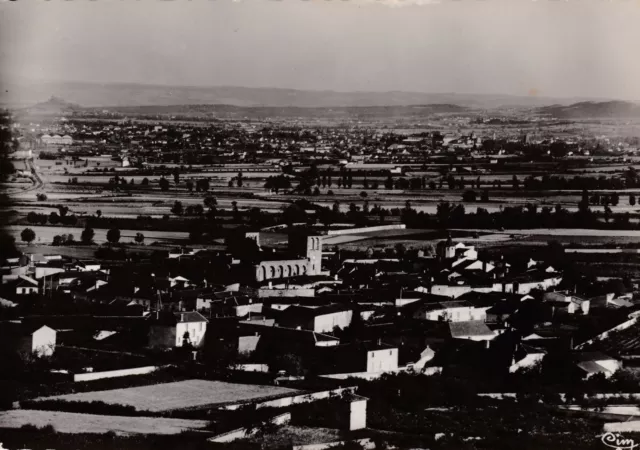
[[31, 325, 57, 356], [544, 291, 590, 315], [148, 311, 208, 348], [15, 275, 39, 295], [277, 304, 353, 334], [75, 260, 101, 272], [412, 300, 487, 322], [366, 346, 399, 373], [509, 345, 546, 373], [0, 323, 56, 357]]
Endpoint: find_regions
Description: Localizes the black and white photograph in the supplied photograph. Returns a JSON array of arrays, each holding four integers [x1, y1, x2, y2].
[[1, 0, 640, 449]]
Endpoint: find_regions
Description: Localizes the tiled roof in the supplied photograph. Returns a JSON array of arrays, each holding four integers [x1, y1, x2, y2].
[[449, 321, 495, 338], [174, 311, 209, 323]]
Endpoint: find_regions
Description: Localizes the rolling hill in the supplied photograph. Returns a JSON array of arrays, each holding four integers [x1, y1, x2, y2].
[[536, 101, 640, 119]]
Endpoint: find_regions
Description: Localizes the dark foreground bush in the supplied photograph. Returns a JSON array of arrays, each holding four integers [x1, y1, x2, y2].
[[21, 399, 144, 416], [0, 429, 213, 450]]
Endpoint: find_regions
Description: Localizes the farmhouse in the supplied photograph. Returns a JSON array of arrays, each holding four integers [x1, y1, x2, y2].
[[544, 291, 590, 315], [509, 344, 546, 373], [14, 275, 39, 295], [276, 304, 353, 333], [409, 299, 488, 322], [317, 342, 399, 375]]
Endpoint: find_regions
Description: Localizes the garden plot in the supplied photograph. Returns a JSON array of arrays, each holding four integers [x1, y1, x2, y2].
[[35, 379, 302, 412]]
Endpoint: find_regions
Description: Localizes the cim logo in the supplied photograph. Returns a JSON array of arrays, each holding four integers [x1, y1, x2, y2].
[[602, 432, 640, 450]]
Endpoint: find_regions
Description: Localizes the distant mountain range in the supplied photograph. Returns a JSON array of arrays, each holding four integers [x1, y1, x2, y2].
[[20, 96, 83, 114], [536, 101, 640, 119], [0, 80, 618, 110]]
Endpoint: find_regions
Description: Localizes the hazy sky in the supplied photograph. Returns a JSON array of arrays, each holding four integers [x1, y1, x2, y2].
[[1, 0, 640, 100]]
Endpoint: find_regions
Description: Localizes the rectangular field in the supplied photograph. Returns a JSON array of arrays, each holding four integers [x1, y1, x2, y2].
[[35, 379, 302, 412], [0, 410, 209, 435]]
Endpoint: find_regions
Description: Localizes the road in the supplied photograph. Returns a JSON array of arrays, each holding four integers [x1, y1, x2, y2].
[[6, 158, 45, 195]]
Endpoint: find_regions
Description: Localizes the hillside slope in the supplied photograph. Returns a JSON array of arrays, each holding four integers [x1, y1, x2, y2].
[[537, 101, 640, 119]]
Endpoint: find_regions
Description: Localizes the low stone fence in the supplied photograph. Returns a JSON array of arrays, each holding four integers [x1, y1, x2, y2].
[[72, 366, 158, 382], [221, 387, 357, 411]]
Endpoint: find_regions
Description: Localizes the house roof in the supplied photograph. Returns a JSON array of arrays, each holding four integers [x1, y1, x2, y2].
[[411, 300, 475, 314], [239, 319, 339, 344], [519, 344, 546, 355], [574, 351, 615, 363], [448, 321, 495, 338], [16, 275, 38, 287], [486, 301, 520, 316], [458, 291, 529, 305], [576, 361, 609, 375], [279, 303, 352, 320], [175, 311, 208, 323]]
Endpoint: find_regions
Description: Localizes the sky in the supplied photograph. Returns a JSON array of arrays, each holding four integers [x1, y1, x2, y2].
[[1, 0, 640, 100]]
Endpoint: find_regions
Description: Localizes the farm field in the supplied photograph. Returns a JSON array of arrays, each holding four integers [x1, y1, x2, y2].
[[0, 410, 210, 435], [323, 234, 371, 245], [452, 228, 640, 238], [35, 379, 303, 412], [15, 243, 102, 259], [5, 225, 189, 245], [323, 227, 432, 245]]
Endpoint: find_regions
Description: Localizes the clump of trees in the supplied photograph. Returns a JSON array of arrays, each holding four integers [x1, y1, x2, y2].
[[21, 228, 35, 244], [52, 234, 75, 246], [81, 226, 95, 245], [264, 175, 292, 193], [106, 228, 121, 245]]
